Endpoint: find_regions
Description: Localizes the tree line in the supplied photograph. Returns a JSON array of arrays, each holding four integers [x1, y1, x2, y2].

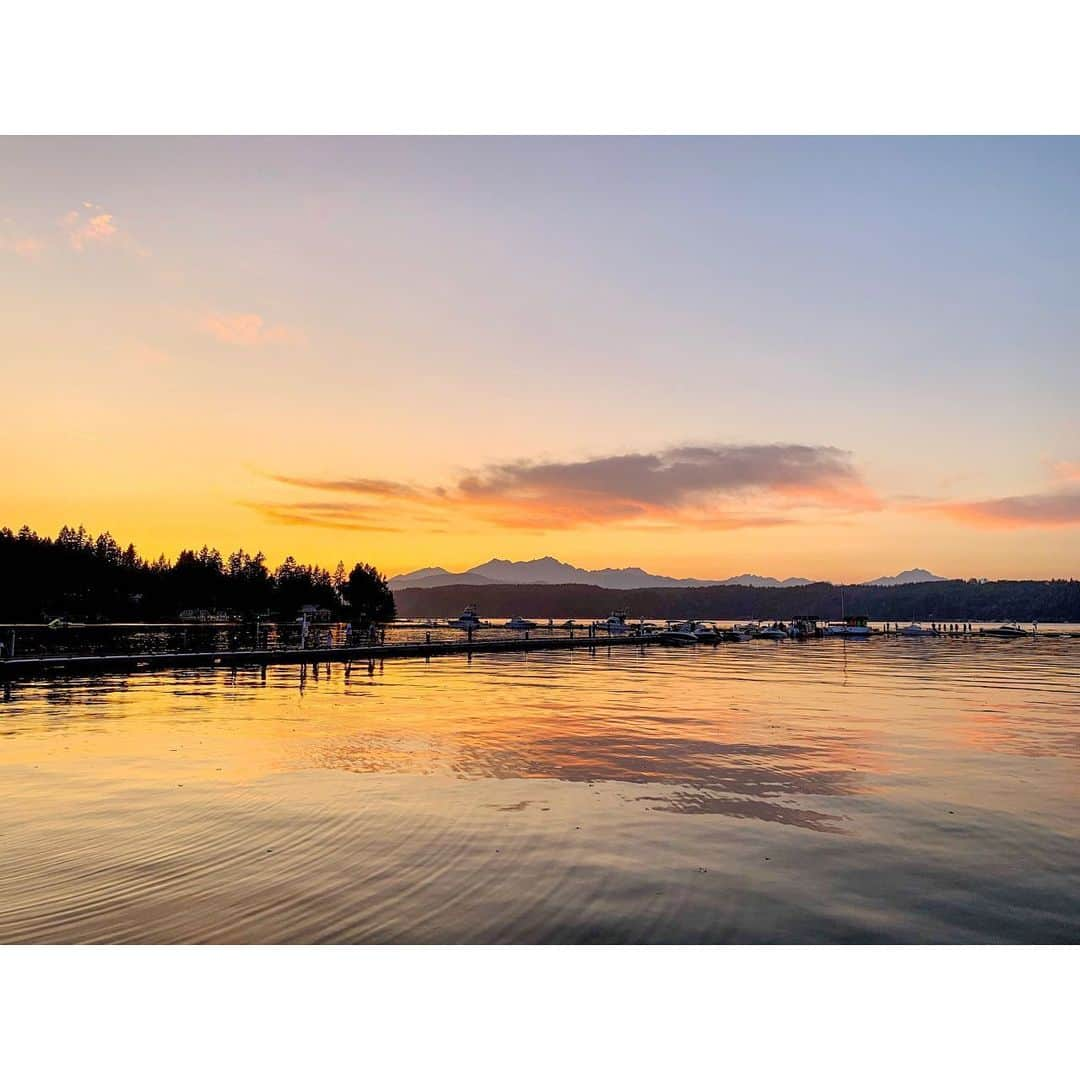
[[393, 579, 1080, 622], [0, 524, 395, 624]]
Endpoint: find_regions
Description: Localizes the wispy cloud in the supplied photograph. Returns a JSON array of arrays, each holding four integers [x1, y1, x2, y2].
[[1049, 460, 1080, 485], [266, 475, 419, 499], [928, 491, 1080, 529], [0, 219, 44, 259], [61, 202, 146, 255], [925, 458, 1080, 529], [241, 502, 405, 532], [249, 443, 879, 533], [201, 313, 306, 347]]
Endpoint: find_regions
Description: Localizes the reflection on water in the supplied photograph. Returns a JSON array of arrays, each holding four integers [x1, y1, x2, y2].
[[1, 637, 1077, 943]]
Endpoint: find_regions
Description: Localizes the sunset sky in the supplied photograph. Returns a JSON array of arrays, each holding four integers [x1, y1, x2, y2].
[[2, 136, 1077, 582]]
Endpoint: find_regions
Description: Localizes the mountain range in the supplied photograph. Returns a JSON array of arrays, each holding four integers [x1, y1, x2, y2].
[[388, 557, 947, 591]]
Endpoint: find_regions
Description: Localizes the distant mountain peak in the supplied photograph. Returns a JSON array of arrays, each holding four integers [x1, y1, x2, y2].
[[861, 568, 947, 587]]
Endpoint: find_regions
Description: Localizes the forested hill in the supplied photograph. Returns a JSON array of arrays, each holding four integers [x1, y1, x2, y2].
[[395, 579, 1080, 622]]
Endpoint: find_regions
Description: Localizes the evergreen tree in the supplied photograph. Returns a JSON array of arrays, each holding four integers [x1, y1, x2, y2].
[[343, 563, 396, 625]]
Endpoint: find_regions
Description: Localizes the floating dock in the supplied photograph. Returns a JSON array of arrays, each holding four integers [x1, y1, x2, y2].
[[0, 632, 662, 679]]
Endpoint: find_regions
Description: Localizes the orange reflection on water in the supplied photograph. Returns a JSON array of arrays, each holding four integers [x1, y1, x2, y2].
[[1, 638, 1078, 943]]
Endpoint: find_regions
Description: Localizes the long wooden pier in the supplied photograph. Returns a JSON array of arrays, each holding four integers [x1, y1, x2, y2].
[[0, 632, 662, 679]]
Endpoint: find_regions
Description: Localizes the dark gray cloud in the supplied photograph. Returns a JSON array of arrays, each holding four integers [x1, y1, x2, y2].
[[459, 444, 873, 508], [254, 443, 878, 531]]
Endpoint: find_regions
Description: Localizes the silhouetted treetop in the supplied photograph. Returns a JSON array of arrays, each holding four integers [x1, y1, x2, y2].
[[0, 523, 393, 623]]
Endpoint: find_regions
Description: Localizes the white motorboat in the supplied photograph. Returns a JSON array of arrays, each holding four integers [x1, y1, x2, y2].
[[596, 611, 632, 636], [755, 622, 791, 641], [900, 622, 937, 638], [826, 588, 874, 639], [981, 623, 1030, 639], [668, 619, 719, 642], [506, 616, 538, 630], [824, 616, 873, 639], [447, 605, 482, 630], [658, 627, 698, 645]]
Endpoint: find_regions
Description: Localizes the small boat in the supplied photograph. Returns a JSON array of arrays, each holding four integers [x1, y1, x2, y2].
[[596, 611, 632, 636], [722, 628, 752, 642], [667, 619, 719, 642], [981, 623, 1030, 639], [900, 622, 938, 638], [506, 616, 537, 630], [789, 617, 820, 640], [559, 619, 577, 630], [824, 615, 873, 639], [658, 628, 698, 645], [447, 605, 482, 630], [755, 622, 790, 641]]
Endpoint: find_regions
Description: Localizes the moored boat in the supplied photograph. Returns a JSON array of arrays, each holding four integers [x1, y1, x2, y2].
[[789, 617, 821, 640], [900, 622, 938, 638], [824, 615, 873, 639], [506, 616, 537, 630], [596, 611, 632, 636], [447, 605, 482, 630], [668, 619, 719, 642], [981, 623, 1030, 639]]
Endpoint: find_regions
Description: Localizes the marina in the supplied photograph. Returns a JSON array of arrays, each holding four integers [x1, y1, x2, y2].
[[0, 614, 1069, 681]]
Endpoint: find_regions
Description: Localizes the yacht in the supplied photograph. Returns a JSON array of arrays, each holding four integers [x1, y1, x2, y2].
[[982, 623, 1030, 639], [447, 605, 482, 630], [506, 616, 538, 630], [900, 622, 938, 638], [824, 615, 873, 639], [596, 611, 632, 636]]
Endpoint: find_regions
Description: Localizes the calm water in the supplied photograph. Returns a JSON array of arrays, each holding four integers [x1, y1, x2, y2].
[[1, 635, 1077, 943]]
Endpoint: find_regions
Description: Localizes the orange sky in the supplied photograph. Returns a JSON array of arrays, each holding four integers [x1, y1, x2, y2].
[[2, 138, 1078, 581]]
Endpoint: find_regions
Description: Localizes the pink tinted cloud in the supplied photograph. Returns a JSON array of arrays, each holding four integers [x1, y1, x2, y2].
[[254, 443, 879, 533], [61, 202, 146, 255], [1049, 460, 1080, 485], [0, 219, 43, 258], [927, 491, 1080, 529], [201, 313, 306, 347]]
